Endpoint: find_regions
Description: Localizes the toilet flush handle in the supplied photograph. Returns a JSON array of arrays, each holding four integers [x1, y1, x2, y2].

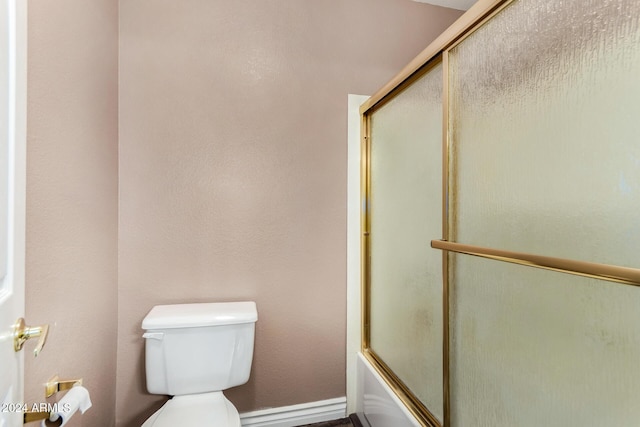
[[142, 332, 164, 340]]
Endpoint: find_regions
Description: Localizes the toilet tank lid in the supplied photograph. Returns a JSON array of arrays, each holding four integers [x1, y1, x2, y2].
[[142, 301, 257, 329]]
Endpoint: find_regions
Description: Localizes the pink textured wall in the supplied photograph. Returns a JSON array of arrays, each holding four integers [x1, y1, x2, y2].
[[25, 1, 118, 426], [20, 0, 462, 425], [117, 1, 462, 426]]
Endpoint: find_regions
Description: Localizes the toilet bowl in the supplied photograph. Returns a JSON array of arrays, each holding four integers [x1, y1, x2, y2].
[[140, 302, 257, 426], [141, 392, 240, 427]]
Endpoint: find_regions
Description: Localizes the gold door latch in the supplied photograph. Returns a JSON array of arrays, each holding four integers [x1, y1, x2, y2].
[[13, 318, 49, 357]]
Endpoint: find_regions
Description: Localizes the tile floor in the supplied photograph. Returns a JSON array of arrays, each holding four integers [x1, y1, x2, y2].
[[296, 417, 354, 427]]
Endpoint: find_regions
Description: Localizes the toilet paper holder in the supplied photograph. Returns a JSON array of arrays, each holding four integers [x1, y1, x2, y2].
[[23, 410, 50, 424], [22, 376, 85, 424], [45, 375, 82, 398]]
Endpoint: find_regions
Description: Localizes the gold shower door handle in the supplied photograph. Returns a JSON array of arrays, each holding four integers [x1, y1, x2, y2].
[[13, 318, 49, 357]]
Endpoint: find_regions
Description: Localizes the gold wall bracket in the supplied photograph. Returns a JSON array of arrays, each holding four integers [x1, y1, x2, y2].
[[45, 375, 83, 398], [23, 409, 50, 424]]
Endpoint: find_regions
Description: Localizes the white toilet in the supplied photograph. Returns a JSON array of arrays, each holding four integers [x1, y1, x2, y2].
[[140, 301, 258, 427]]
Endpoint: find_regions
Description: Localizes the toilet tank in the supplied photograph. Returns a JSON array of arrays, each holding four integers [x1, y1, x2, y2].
[[142, 301, 257, 396]]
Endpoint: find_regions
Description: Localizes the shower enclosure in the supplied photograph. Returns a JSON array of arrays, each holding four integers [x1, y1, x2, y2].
[[358, 0, 640, 426]]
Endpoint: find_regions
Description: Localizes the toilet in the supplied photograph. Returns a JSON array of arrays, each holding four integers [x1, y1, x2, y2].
[[140, 301, 258, 427]]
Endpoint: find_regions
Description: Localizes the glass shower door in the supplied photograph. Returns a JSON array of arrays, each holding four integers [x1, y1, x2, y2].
[[361, 0, 640, 425], [446, 0, 640, 425], [367, 61, 444, 424]]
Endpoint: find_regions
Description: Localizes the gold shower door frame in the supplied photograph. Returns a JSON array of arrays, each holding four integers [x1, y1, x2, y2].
[[360, 0, 640, 426]]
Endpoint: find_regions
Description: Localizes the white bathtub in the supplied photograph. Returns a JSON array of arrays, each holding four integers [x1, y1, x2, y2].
[[354, 353, 422, 427]]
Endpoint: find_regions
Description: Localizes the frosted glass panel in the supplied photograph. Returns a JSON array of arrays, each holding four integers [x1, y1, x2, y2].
[[450, 254, 640, 427], [449, 0, 640, 268], [369, 63, 443, 419]]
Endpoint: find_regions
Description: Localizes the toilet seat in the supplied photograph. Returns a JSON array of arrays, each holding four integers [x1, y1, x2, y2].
[[141, 392, 240, 427]]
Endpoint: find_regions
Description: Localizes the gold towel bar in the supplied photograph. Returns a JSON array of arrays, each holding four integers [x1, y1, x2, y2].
[[430, 240, 640, 287]]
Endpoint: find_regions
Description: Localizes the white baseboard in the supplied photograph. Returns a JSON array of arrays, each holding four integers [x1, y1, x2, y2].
[[240, 397, 347, 427]]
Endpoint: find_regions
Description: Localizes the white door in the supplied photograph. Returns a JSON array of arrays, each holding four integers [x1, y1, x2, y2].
[[0, 0, 26, 426]]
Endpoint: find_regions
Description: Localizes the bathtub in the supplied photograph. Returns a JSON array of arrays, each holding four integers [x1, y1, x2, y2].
[[353, 353, 422, 427]]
